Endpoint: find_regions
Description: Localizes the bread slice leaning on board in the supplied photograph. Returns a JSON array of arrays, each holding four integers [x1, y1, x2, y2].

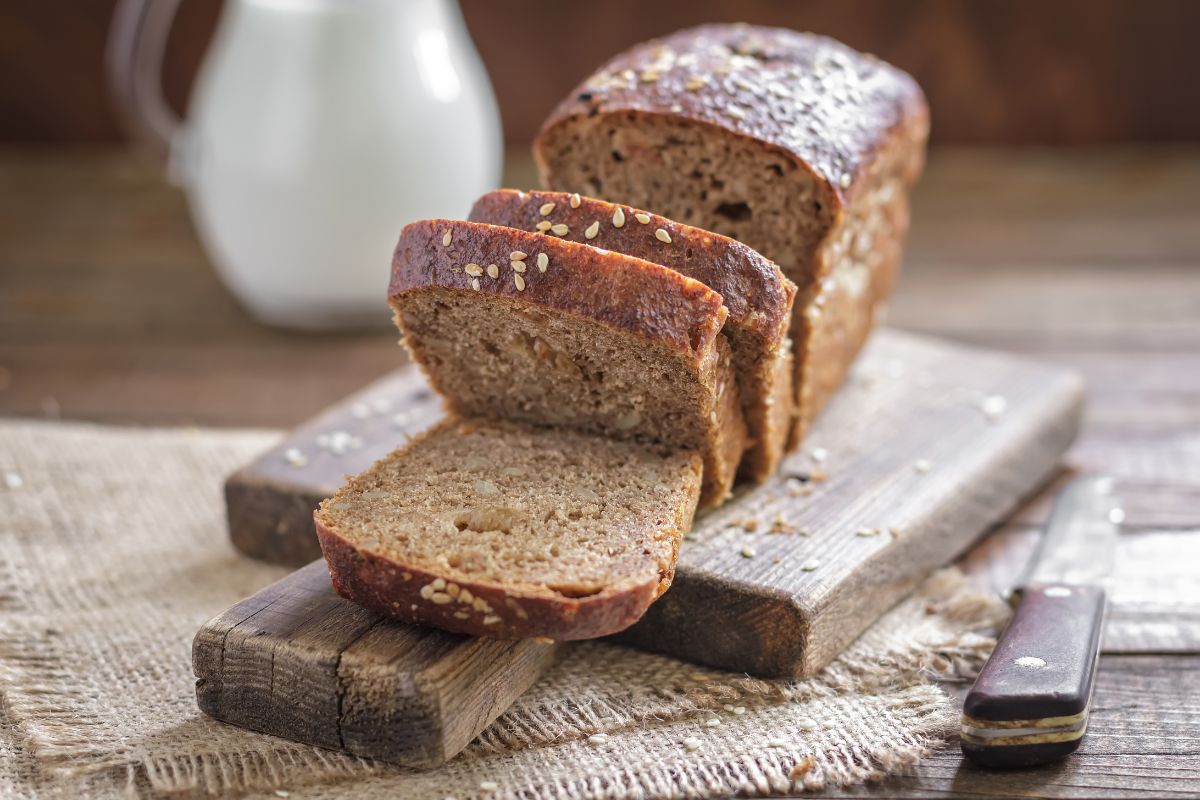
[[534, 23, 929, 441], [468, 189, 797, 482], [315, 219, 747, 639], [315, 417, 702, 640]]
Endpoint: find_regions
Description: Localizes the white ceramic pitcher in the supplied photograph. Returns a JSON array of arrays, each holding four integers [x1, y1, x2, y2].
[[108, 0, 502, 329]]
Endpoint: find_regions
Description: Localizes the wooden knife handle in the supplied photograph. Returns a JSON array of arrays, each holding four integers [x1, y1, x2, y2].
[[961, 583, 1106, 768]]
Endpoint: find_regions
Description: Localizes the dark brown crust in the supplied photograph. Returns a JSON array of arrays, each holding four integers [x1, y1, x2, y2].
[[316, 516, 664, 641], [534, 23, 927, 211], [797, 110, 929, 433], [390, 220, 727, 357], [467, 189, 795, 346]]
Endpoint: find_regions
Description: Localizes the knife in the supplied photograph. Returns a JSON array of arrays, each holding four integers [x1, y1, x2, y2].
[[961, 475, 1123, 768]]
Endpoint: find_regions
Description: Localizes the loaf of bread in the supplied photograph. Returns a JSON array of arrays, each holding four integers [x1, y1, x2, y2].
[[389, 219, 747, 507], [468, 189, 796, 481], [315, 417, 702, 640], [534, 23, 929, 436]]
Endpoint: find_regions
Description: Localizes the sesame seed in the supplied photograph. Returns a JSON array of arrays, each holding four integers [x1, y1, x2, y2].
[[459, 588, 474, 604], [453, 611, 469, 619], [768, 738, 787, 748], [482, 615, 500, 625], [4, 472, 23, 489], [431, 592, 453, 604], [855, 527, 880, 537], [283, 448, 307, 467], [535, 220, 553, 232], [569, 193, 582, 208], [486, 263, 499, 278], [588, 734, 609, 745], [585, 220, 600, 239], [612, 207, 625, 228], [684, 75, 709, 91], [514, 274, 526, 291], [655, 228, 672, 244], [511, 261, 526, 273], [725, 106, 746, 120], [723, 704, 734, 711], [464, 263, 483, 276], [740, 546, 757, 558], [510, 250, 527, 261], [683, 737, 702, 752], [635, 213, 651, 224], [550, 223, 569, 236], [539, 202, 556, 216], [704, 717, 721, 727], [733, 706, 746, 715], [797, 717, 818, 731], [839, 172, 852, 189], [432, 578, 445, 590], [914, 459, 932, 473], [441, 230, 452, 247], [640, 69, 661, 82], [420, 584, 434, 600], [470, 278, 480, 291], [537, 253, 549, 271], [811, 447, 828, 462], [801, 560, 821, 571], [479, 781, 499, 791]]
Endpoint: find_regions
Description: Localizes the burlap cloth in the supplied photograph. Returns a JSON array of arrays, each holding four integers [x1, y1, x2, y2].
[[0, 420, 1010, 799]]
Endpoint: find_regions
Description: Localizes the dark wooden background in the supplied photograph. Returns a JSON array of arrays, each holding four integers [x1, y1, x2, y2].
[[3, 0, 1199, 146]]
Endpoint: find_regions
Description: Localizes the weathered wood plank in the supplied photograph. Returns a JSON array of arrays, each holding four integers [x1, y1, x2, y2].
[[193, 561, 558, 767], [822, 655, 1200, 798]]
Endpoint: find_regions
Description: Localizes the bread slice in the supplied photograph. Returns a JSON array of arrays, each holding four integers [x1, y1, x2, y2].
[[534, 24, 928, 438], [315, 417, 702, 640], [390, 219, 747, 507], [468, 189, 797, 482]]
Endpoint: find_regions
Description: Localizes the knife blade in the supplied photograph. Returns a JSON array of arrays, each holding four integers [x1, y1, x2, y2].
[[961, 475, 1122, 768]]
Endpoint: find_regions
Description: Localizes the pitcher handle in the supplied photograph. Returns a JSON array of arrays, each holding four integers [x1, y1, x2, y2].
[[105, 0, 187, 170]]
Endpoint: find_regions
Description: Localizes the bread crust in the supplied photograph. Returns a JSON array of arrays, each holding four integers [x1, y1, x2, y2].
[[317, 516, 666, 640], [391, 220, 727, 357], [468, 190, 794, 347], [468, 190, 796, 481], [535, 24, 927, 214]]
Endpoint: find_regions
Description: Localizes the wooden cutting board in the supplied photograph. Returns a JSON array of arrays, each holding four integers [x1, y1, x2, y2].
[[199, 329, 1082, 764]]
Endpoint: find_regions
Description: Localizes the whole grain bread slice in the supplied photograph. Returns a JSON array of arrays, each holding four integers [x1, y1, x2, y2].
[[315, 417, 702, 640], [390, 219, 747, 507], [468, 189, 797, 481]]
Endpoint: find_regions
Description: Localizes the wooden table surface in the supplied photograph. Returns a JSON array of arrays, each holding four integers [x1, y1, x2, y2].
[[2, 147, 1198, 797]]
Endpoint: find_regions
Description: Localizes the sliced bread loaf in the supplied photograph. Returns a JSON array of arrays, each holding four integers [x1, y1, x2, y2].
[[315, 417, 702, 640], [534, 23, 929, 437], [390, 219, 747, 507], [468, 189, 797, 482]]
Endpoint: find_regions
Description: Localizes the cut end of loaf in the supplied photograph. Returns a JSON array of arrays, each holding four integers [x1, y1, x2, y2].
[[315, 418, 703, 640], [537, 111, 836, 288]]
